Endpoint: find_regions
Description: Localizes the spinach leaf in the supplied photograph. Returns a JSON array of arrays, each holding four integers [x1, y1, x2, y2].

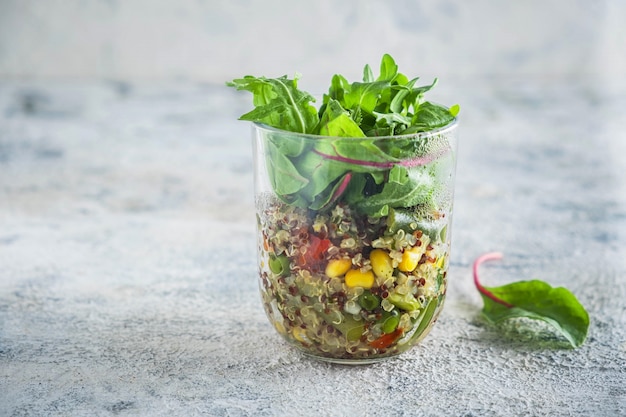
[[326, 74, 350, 104], [342, 81, 390, 115], [265, 140, 309, 197], [350, 165, 435, 216], [363, 64, 375, 83], [377, 53, 399, 81], [409, 101, 457, 132], [318, 99, 365, 138], [268, 132, 307, 157], [473, 252, 590, 348], [313, 138, 397, 170]]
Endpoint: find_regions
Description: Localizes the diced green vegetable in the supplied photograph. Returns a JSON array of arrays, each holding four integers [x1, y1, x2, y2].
[[412, 297, 438, 339], [381, 310, 400, 334], [358, 291, 381, 311], [388, 292, 421, 311], [269, 254, 290, 277], [318, 310, 364, 342]]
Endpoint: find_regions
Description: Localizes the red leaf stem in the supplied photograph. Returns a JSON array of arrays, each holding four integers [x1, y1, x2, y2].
[[321, 172, 352, 210], [312, 145, 449, 169], [473, 252, 514, 308]]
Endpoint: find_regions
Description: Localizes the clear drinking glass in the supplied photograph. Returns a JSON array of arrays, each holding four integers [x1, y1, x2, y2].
[[252, 120, 458, 364]]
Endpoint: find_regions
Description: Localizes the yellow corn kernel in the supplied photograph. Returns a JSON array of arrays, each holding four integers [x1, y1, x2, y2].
[[325, 258, 352, 278], [292, 326, 310, 344], [345, 269, 375, 289], [436, 256, 446, 269], [370, 249, 394, 279], [398, 247, 421, 272]]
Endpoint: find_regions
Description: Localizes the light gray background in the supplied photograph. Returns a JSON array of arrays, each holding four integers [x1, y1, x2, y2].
[[1, 0, 625, 83]]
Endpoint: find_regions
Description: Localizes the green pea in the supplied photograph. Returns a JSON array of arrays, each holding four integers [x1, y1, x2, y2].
[[381, 313, 400, 334], [358, 291, 380, 311], [269, 254, 290, 277]]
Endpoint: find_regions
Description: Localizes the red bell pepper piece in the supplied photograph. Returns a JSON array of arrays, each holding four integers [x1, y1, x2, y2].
[[369, 327, 404, 349], [298, 235, 331, 269]]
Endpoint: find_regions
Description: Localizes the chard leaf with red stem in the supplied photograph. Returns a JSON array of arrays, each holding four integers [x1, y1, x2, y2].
[[473, 252, 589, 348]]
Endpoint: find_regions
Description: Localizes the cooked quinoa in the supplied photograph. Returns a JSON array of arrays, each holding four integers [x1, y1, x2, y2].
[[257, 197, 449, 361]]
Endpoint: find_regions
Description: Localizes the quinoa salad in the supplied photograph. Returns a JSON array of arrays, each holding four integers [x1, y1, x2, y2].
[[256, 198, 449, 361]]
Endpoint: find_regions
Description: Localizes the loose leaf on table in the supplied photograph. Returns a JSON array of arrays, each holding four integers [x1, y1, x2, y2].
[[473, 252, 590, 348]]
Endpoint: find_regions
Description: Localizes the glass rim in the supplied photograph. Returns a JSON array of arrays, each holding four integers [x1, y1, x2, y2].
[[252, 118, 458, 141]]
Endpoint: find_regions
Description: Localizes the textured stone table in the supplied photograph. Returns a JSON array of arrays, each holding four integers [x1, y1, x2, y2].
[[1, 77, 625, 416]]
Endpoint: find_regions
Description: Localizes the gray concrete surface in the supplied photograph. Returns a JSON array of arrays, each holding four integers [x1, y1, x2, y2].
[[1, 77, 625, 416]]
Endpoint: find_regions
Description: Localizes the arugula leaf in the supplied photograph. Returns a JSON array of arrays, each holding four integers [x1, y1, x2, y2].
[[227, 75, 319, 133], [389, 78, 418, 114], [372, 110, 413, 131], [405, 78, 438, 111], [473, 252, 590, 348]]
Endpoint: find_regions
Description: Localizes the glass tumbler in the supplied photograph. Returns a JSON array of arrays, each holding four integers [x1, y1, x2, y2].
[[252, 120, 458, 364]]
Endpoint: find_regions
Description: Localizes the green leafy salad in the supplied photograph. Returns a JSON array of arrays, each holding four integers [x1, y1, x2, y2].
[[228, 54, 459, 215], [229, 54, 459, 361]]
